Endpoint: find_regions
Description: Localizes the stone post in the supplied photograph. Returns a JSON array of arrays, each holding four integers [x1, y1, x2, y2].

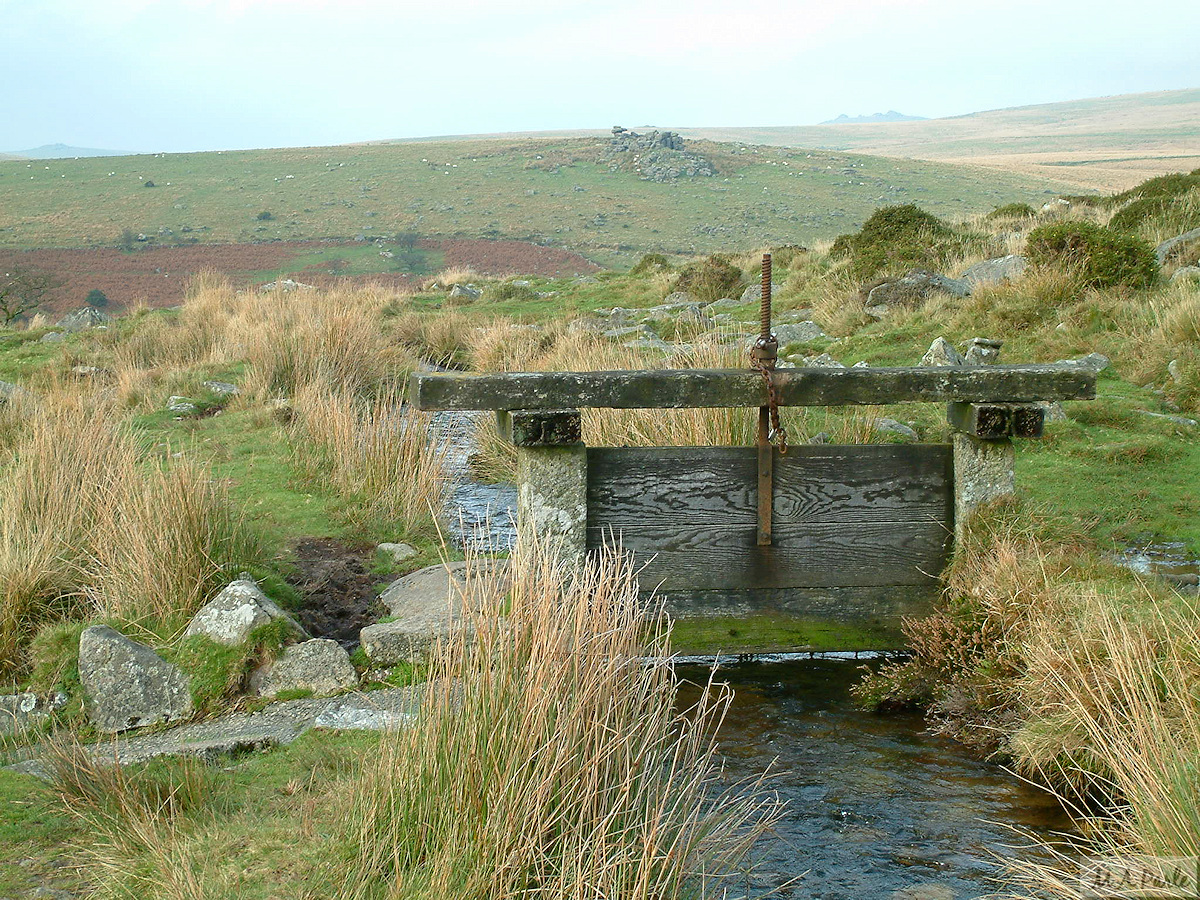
[[950, 338, 1014, 540], [500, 409, 587, 561]]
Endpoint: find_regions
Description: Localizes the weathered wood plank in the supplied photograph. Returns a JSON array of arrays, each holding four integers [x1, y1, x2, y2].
[[412, 365, 1095, 411], [587, 446, 953, 526], [586, 522, 950, 589]]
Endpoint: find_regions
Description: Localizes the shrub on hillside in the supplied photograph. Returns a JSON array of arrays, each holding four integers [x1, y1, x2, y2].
[[1026, 221, 1158, 288], [629, 253, 671, 276], [1102, 170, 1200, 235], [985, 203, 1036, 221], [85, 288, 109, 308], [486, 282, 537, 303], [830, 204, 974, 279], [673, 254, 742, 303]]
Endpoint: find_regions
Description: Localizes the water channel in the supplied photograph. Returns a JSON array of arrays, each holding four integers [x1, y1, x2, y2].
[[436, 412, 1076, 899]]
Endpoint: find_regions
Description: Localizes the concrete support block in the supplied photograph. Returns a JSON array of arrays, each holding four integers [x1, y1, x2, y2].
[[516, 444, 588, 560], [952, 433, 1014, 541]]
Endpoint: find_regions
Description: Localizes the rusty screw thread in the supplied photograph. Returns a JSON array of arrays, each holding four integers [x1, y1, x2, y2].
[[760, 252, 772, 341]]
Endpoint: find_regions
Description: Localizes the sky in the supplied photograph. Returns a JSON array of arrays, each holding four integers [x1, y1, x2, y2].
[[1, 0, 1198, 154]]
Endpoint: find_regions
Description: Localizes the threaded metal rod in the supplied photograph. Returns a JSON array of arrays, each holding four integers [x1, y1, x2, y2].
[[759, 252, 772, 340]]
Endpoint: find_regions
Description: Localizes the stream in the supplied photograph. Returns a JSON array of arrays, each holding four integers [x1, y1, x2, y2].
[[437, 415, 1076, 899], [676, 658, 1074, 900]]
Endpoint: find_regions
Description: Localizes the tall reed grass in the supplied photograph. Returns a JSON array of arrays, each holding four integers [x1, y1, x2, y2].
[[336, 534, 781, 899], [290, 384, 449, 537], [0, 398, 262, 675]]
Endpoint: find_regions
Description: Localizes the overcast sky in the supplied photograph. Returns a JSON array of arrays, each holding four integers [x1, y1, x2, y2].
[[2, 0, 1198, 153]]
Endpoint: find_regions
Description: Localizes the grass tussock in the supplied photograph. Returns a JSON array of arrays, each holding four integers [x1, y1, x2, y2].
[[337, 535, 781, 900], [290, 383, 449, 537], [0, 398, 262, 676]]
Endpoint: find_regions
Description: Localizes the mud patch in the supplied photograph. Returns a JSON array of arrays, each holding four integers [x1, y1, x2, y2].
[[290, 538, 381, 649]]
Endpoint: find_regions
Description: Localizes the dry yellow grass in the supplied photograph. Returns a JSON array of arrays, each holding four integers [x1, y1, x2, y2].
[[338, 534, 781, 899]]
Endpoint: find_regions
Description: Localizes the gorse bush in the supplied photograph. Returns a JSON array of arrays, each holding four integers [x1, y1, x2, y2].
[[629, 252, 671, 276], [830, 204, 977, 279], [673, 254, 743, 302], [985, 202, 1036, 221], [1026, 221, 1158, 288]]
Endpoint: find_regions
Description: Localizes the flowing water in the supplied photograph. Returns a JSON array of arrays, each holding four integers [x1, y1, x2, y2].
[[436, 417, 1076, 898], [676, 658, 1075, 900]]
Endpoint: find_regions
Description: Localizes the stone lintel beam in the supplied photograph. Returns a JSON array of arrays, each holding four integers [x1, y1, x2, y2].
[[412, 365, 1095, 412], [497, 409, 582, 447], [947, 402, 1046, 439]]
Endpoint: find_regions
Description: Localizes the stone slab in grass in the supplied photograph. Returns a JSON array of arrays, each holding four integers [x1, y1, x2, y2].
[[362, 560, 508, 665], [183, 579, 303, 646], [79, 625, 193, 733], [251, 638, 359, 698]]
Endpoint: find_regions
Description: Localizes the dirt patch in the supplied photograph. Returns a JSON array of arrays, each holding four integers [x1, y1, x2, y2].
[[289, 538, 382, 649]]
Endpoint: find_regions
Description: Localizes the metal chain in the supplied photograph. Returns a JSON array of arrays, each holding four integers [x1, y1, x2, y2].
[[750, 357, 789, 454], [749, 252, 788, 454]]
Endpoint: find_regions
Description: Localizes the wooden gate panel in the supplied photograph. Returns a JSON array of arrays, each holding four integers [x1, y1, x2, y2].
[[586, 445, 953, 590]]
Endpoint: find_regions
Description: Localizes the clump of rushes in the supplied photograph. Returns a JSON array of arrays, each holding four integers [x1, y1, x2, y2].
[[289, 384, 449, 538], [0, 399, 262, 675], [336, 534, 781, 900]]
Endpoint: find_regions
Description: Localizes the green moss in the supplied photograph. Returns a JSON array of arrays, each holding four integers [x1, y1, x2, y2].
[[166, 618, 297, 714], [668, 614, 906, 654]]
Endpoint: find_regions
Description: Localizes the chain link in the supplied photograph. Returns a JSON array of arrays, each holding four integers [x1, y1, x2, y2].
[[749, 348, 788, 455]]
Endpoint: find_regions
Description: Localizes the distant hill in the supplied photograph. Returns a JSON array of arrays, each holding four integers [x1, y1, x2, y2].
[[680, 89, 1200, 192], [820, 111, 926, 125], [4, 143, 134, 159]]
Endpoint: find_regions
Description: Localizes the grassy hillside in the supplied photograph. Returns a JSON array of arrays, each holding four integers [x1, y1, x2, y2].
[[681, 89, 1200, 192], [0, 136, 1081, 267]]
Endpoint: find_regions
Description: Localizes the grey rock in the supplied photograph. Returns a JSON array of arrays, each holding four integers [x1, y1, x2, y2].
[[774, 321, 827, 344], [1041, 198, 1072, 214], [71, 365, 102, 378], [1055, 352, 1110, 374], [0, 380, 25, 403], [1171, 265, 1200, 283], [378, 542, 418, 565], [1040, 401, 1068, 422], [6, 688, 421, 772], [625, 335, 674, 352], [574, 275, 599, 284], [167, 395, 197, 413], [920, 337, 965, 367], [251, 639, 358, 698], [183, 580, 301, 646], [965, 337, 1003, 365], [852, 360, 870, 368], [602, 324, 652, 340], [802, 353, 845, 368], [79, 626, 193, 733], [776, 308, 816, 323], [259, 279, 314, 292], [449, 283, 482, 300], [809, 432, 830, 444], [739, 283, 781, 303], [363, 561, 507, 665], [40, 331, 65, 343], [662, 291, 696, 305], [57, 307, 113, 333], [873, 418, 919, 441], [202, 381, 239, 396], [866, 269, 972, 308], [1168, 359, 1182, 382], [864, 303, 890, 320], [1155, 227, 1200, 265], [961, 254, 1027, 286], [1138, 410, 1199, 428], [704, 297, 742, 310], [0, 692, 66, 738]]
